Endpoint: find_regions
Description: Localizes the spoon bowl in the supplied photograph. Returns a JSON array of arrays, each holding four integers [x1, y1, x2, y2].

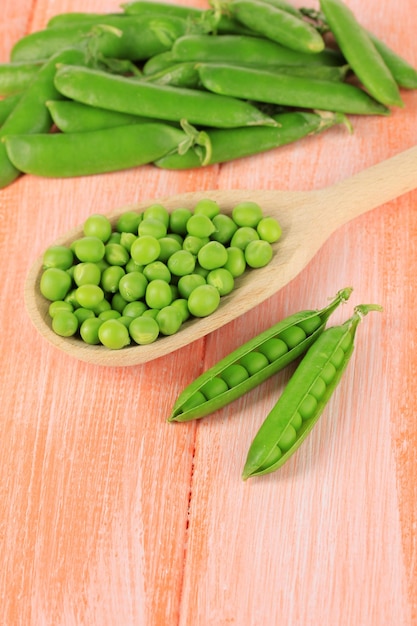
[[25, 145, 417, 366]]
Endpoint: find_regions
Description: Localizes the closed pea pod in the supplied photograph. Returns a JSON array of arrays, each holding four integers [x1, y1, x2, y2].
[[171, 34, 343, 68], [0, 60, 45, 96], [156, 110, 348, 169], [53, 64, 278, 128], [242, 304, 382, 479], [319, 0, 403, 107], [46, 100, 163, 133], [0, 47, 87, 188], [367, 32, 417, 90], [197, 63, 390, 116], [168, 288, 352, 422], [11, 15, 191, 63], [4, 123, 189, 178], [227, 0, 325, 53]]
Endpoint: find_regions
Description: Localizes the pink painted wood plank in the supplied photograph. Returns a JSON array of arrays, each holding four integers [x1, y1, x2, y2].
[[0, 0, 416, 625]]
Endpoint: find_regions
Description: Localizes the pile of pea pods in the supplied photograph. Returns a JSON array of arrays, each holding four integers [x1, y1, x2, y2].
[[169, 288, 383, 478], [1, 0, 417, 187]]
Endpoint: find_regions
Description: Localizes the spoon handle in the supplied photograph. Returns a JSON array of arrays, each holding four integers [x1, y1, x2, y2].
[[318, 144, 417, 229]]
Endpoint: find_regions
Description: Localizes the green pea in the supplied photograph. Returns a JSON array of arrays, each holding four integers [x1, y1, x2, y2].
[[99, 309, 121, 321], [181, 391, 206, 412], [258, 337, 288, 362], [72, 236, 105, 263], [309, 377, 327, 401], [129, 315, 160, 344], [73, 262, 101, 287], [224, 246, 246, 277], [182, 235, 209, 255], [143, 261, 171, 282], [48, 300, 73, 317], [40, 267, 72, 301], [244, 239, 273, 268], [125, 258, 144, 273], [116, 210, 142, 233], [297, 314, 322, 335], [51, 310, 79, 337], [321, 361, 337, 384], [142, 308, 159, 319], [221, 364, 249, 387], [330, 346, 345, 368], [98, 319, 131, 349], [211, 214, 238, 244], [122, 301, 148, 318], [298, 394, 318, 420], [194, 198, 220, 219], [291, 412, 303, 430], [206, 268, 234, 296], [197, 241, 228, 270], [43, 245, 74, 270], [171, 298, 190, 322], [156, 305, 183, 335], [120, 232, 137, 252], [157, 236, 182, 261], [75, 284, 104, 309], [239, 351, 269, 375], [279, 325, 307, 349], [256, 216, 282, 243], [130, 235, 161, 265], [145, 279, 173, 309], [200, 376, 229, 400], [187, 284, 220, 317], [93, 298, 112, 315], [118, 271, 148, 302], [101, 265, 125, 293], [230, 226, 259, 250], [167, 250, 196, 276], [111, 293, 128, 314], [232, 201, 263, 227], [169, 207, 192, 234], [80, 317, 103, 344], [138, 217, 167, 239], [177, 273, 206, 299], [83, 213, 112, 242], [278, 425, 297, 452], [108, 232, 122, 244], [73, 307, 95, 325], [105, 242, 130, 266], [186, 214, 216, 238], [143, 203, 170, 228]]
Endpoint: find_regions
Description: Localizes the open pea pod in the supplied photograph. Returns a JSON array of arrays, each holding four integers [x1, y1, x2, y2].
[[168, 287, 352, 422], [242, 303, 382, 479]]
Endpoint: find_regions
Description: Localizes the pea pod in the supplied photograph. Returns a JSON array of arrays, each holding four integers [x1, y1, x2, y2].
[[11, 15, 191, 63], [0, 48, 87, 189], [242, 303, 382, 479], [155, 110, 349, 169], [0, 60, 45, 96], [227, 0, 325, 53], [53, 64, 278, 128], [46, 12, 125, 28], [4, 123, 188, 178], [319, 0, 403, 107], [46, 100, 168, 132], [168, 288, 352, 423], [121, 1, 251, 35], [197, 63, 390, 115], [143, 61, 202, 88], [171, 34, 344, 67], [368, 32, 417, 90], [0, 94, 21, 126]]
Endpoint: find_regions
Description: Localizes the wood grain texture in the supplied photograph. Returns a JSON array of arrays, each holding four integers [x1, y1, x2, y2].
[[0, 1, 416, 625]]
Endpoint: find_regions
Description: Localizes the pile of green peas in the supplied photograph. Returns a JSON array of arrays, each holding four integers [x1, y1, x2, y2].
[[40, 198, 282, 349]]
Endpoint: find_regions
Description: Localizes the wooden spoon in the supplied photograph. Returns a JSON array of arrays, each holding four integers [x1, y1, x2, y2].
[[25, 145, 417, 367]]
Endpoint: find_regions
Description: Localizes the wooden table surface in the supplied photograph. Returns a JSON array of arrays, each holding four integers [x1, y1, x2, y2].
[[1, 1, 416, 624]]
